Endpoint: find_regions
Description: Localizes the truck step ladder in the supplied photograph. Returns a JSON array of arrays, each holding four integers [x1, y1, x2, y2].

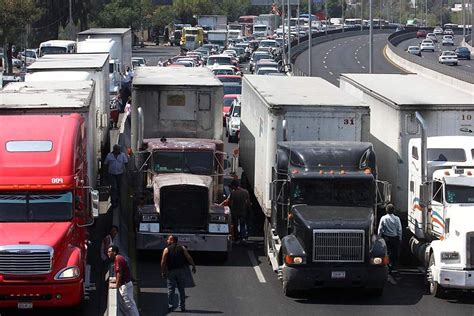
[[268, 228, 281, 272]]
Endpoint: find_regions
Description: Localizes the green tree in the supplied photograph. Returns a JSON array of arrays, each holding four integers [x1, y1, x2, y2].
[[0, 0, 41, 73], [94, 0, 142, 29]]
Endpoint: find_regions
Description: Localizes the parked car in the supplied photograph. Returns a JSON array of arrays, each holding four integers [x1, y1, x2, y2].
[[416, 29, 427, 38], [433, 26, 444, 35], [454, 47, 471, 60], [18, 49, 38, 65], [438, 50, 458, 65], [441, 35, 454, 46], [225, 98, 241, 143], [223, 94, 239, 126], [420, 39, 435, 52], [406, 45, 422, 56]]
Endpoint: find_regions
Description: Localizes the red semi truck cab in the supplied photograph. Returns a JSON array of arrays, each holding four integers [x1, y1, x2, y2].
[[0, 114, 98, 309]]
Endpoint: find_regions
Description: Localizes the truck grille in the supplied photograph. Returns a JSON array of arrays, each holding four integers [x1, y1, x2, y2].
[[313, 229, 365, 262], [0, 246, 53, 275]]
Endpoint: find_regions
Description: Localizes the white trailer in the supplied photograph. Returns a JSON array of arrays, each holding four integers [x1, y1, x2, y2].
[[207, 30, 228, 50], [239, 75, 371, 217], [131, 67, 223, 151], [26, 54, 111, 160], [198, 15, 228, 30], [340, 73, 474, 215], [77, 38, 122, 94], [0, 81, 100, 190], [77, 28, 132, 72]]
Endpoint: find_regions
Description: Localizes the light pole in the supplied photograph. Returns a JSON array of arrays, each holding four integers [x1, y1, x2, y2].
[[288, 0, 291, 65], [282, 0, 286, 65], [325, 0, 329, 35], [308, 0, 313, 76], [361, 0, 364, 31], [369, 0, 374, 73], [462, 0, 466, 38], [342, 0, 345, 32], [425, 0, 428, 26], [297, 0, 300, 44]]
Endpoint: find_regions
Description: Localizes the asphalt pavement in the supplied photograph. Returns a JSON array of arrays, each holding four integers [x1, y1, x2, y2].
[[294, 33, 406, 86], [398, 36, 474, 73]]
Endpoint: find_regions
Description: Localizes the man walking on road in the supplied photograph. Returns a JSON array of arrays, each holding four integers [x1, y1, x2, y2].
[[378, 203, 402, 275], [108, 245, 139, 316], [223, 180, 251, 244], [104, 144, 128, 207], [161, 235, 196, 313]]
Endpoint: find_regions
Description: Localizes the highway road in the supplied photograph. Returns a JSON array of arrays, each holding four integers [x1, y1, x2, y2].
[[398, 35, 474, 72], [128, 46, 474, 316], [294, 33, 405, 86]]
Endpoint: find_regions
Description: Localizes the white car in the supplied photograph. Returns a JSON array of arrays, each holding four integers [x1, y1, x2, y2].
[[131, 57, 146, 67], [426, 33, 437, 42], [443, 28, 454, 36], [407, 45, 421, 56], [420, 39, 435, 52], [438, 50, 458, 65], [441, 35, 454, 46], [256, 67, 280, 75], [433, 26, 443, 35], [225, 99, 241, 143], [18, 49, 38, 65], [212, 65, 238, 76]]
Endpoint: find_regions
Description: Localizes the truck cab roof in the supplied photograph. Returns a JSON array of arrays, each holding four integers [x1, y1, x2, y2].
[[0, 114, 83, 186], [77, 28, 131, 35], [145, 138, 222, 151]]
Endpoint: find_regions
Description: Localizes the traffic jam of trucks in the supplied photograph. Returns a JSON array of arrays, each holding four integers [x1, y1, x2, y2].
[[0, 19, 473, 313]]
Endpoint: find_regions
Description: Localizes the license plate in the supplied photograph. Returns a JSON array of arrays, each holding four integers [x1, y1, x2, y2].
[[331, 271, 346, 279], [180, 237, 190, 243], [18, 302, 33, 309]]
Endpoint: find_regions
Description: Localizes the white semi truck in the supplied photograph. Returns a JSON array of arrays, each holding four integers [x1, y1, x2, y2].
[[77, 38, 122, 94], [253, 14, 280, 39], [77, 28, 132, 73]]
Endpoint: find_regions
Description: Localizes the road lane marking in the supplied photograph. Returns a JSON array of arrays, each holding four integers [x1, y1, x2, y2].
[[361, 66, 366, 69], [466, 65, 472, 68], [324, 65, 328, 68], [248, 250, 266, 283], [357, 61, 360, 64], [323, 60, 326, 64], [329, 71, 334, 75]]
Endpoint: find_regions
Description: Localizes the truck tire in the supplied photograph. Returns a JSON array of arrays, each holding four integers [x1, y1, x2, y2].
[[428, 254, 446, 298], [282, 280, 298, 298]]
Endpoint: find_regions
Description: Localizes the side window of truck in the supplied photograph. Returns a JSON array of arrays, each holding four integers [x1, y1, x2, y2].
[[433, 181, 443, 203]]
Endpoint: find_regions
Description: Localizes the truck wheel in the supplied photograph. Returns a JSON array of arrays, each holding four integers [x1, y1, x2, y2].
[[428, 254, 446, 298], [282, 280, 298, 298]]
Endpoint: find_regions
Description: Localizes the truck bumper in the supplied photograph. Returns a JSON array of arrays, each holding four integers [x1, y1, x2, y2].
[[136, 232, 231, 252], [439, 268, 474, 289], [282, 265, 387, 291], [0, 279, 83, 308]]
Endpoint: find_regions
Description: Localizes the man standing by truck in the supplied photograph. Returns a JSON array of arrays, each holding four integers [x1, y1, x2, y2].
[[378, 204, 402, 275], [224, 180, 250, 244], [104, 144, 128, 207]]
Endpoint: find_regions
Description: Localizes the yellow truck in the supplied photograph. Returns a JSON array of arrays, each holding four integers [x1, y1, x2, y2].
[[180, 27, 204, 50]]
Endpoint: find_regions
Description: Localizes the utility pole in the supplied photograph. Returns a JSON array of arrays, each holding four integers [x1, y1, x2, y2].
[[308, 0, 313, 76], [462, 0, 466, 38], [361, 0, 364, 31], [325, 0, 329, 34], [288, 0, 291, 65], [369, 0, 374, 73], [282, 0, 286, 65], [297, 0, 300, 44], [342, 0, 345, 32], [425, 0, 428, 26], [380, 0, 383, 29]]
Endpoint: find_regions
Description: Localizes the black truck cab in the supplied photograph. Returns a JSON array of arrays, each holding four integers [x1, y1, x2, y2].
[[267, 141, 388, 296]]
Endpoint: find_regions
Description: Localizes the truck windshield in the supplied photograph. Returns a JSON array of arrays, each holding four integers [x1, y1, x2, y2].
[[445, 185, 474, 204], [153, 151, 213, 175], [0, 191, 73, 222], [40, 46, 67, 56], [254, 26, 267, 32], [291, 178, 375, 208]]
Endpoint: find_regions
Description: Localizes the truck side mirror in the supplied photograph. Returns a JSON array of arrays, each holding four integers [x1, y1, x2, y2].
[[91, 189, 100, 218], [376, 180, 391, 206]]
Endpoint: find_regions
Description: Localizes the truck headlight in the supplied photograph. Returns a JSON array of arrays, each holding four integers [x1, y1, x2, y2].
[[284, 255, 306, 265], [370, 256, 388, 265], [441, 251, 460, 263], [54, 266, 80, 280]]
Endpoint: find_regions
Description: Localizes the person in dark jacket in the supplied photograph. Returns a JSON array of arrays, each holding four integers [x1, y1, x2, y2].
[[161, 235, 196, 312]]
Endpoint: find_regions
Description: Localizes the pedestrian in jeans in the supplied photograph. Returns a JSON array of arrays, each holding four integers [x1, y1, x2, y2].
[[104, 145, 128, 207], [378, 203, 402, 275], [161, 235, 196, 313], [222, 180, 250, 244], [108, 245, 139, 316]]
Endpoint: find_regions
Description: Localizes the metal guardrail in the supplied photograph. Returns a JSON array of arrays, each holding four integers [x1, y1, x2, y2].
[[290, 28, 395, 76], [387, 29, 474, 84]]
